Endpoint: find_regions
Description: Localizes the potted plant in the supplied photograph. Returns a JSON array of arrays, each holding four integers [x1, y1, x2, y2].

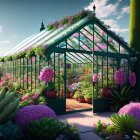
[[78, 92, 86, 103], [84, 89, 92, 104], [73, 91, 81, 101], [84, 94, 92, 104]]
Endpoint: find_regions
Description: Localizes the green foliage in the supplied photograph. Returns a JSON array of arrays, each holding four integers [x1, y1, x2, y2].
[[48, 81, 55, 91], [57, 120, 80, 140], [0, 86, 6, 100], [27, 117, 61, 140], [133, 130, 140, 140], [37, 82, 47, 95], [25, 48, 36, 59], [13, 82, 21, 91], [83, 89, 92, 98], [110, 113, 138, 135], [73, 91, 81, 99], [106, 125, 115, 135], [78, 92, 84, 98], [0, 90, 21, 123], [0, 121, 24, 140], [96, 120, 104, 133], [110, 86, 135, 111]]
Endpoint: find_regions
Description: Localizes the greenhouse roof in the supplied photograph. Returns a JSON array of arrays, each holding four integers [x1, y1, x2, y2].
[[1, 10, 134, 62]]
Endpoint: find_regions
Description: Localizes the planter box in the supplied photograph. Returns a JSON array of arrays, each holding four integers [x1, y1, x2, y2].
[[93, 97, 112, 113], [47, 98, 66, 115]]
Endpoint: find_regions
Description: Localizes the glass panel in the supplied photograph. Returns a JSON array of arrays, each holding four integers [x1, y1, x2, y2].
[[120, 45, 129, 54], [108, 36, 119, 53]]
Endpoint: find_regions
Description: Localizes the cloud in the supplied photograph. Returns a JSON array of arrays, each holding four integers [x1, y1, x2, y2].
[[103, 19, 129, 33], [0, 25, 2, 32], [117, 6, 130, 19], [1, 40, 10, 44], [11, 34, 18, 39], [84, 0, 121, 18]]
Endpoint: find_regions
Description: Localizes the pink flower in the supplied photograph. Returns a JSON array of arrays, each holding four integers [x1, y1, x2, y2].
[[101, 44, 107, 50], [21, 95, 29, 101], [32, 57, 35, 63], [0, 81, 5, 86], [94, 46, 99, 51], [114, 69, 126, 85], [129, 72, 136, 87], [93, 73, 97, 82], [95, 38, 100, 42], [39, 67, 54, 83], [24, 79, 27, 83]]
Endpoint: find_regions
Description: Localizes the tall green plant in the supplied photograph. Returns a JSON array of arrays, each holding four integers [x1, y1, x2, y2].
[[129, 0, 140, 98], [110, 86, 135, 111]]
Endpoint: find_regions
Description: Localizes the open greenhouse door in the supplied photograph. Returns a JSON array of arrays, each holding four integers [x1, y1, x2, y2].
[[65, 52, 93, 113]]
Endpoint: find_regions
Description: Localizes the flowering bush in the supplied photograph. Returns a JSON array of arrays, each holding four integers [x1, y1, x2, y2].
[[114, 69, 126, 85], [119, 102, 140, 132], [14, 105, 56, 130], [38, 66, 54, 83], [129, 72, 136, 87]]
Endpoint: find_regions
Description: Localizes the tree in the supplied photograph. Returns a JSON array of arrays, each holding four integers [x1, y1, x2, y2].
[[129, 0, 140, 97]]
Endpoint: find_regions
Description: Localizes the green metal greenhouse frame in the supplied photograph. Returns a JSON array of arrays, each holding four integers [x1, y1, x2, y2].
[[0, 14, 135, 114]]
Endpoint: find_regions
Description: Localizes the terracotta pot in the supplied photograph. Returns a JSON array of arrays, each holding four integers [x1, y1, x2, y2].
[[66, 92, 71, 98], [101, 88, 112, 97], [78, 98, 86, 103], [44, 91, 57, 99], [85, 98, 92, 104], [70, 93, 75, 98]]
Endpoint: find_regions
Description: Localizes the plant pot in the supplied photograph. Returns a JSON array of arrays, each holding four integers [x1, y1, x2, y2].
[[70, 93, 75, 98], [44, 91, 57, 99], [85, 98, 92, 104], [101, 88, 112, 97], [66, 92, 71, 98], [78, 98, 86, 103]]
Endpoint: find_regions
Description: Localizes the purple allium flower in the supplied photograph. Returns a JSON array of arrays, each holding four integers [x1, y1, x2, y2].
[[114, 69, 126, 85], [119, 102, 140, 132], [14, 105, 56, 130], [129, 72, 136, 87]]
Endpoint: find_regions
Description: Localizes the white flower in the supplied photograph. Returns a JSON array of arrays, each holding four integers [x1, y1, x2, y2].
[[71, 83, 78, 90]]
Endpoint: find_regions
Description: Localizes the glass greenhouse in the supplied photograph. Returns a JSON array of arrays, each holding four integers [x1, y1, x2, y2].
[[0, 10, 135, 113]]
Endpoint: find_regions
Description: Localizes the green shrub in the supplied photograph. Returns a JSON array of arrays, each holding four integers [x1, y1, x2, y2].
[[106, 125, 115, 135], [0, 121, 24, 140], [96, 120, 104, 133], [110, 113, 138, 135], [27, 117, 61, 140]]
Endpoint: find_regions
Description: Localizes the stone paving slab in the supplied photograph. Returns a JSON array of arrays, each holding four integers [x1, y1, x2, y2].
[[80, 132, 103, 140], [57, 111, 115, 140]]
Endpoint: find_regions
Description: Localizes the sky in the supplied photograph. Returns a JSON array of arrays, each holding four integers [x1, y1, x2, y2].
[[0, 0, 130, 57]]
